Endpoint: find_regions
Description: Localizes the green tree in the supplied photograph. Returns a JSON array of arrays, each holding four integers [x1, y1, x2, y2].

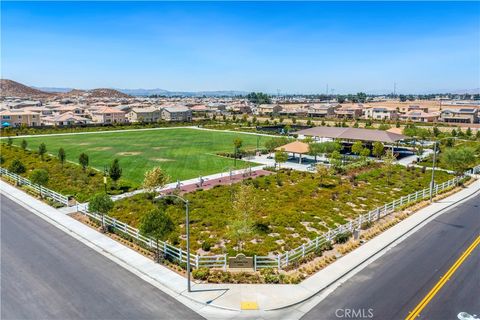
[[351, 141, 364, 155], [356, 92, 367, 103], [466, 127, 472, 137], [109, 158, 122, 187], [21, 139, 28, 151], [360, 148, 371, 158], [0, 155, 4, 165], [233, 138, 243, 166], [38, 143, 47, 160], [308, 143, 323, 161], [143, 167, 169, 193], [8, 159, 26, 174], [246, 92, 271, 104], [337, 95, 346, 103], [441, 147, 476, 177], [229, 184, 258, 252], [30, 169, 49, 198], [58, 148, 66, 168], [372, 142, 385, 158], [78, 153, 89, 171], [88, 193, 114, 232], [140, 208, 175, 262], [316, 165, 333, 187], [264, 137, 289, 155], [6, 137, 13, 147], [274, 150, 288, 169], [382, 153, 397, 185]]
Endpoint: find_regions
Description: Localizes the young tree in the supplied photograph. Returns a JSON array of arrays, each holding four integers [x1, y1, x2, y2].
[[88, 193, 114, 232], [0, 155, 4, 165], [109, 158, 122, 187], [316, 165, 333, 187], [8, 159, 26, 174], [382, 153, 397, 185], [466, 127, 472, 137], [30, 169, 49, 198], [6, 137, 13, 147], [38, 143, 47, 160], [233, 138, 243, 166], [372, 142, 385, 158], [274, 150, 288, 169], [264, 137, 289, 156], [143, 167, 169, 193], [351, 141, 364, 155], [58, 148, 66, 168], [360, 147, 371, 158], [140, 208, 175, 262], [308, 143, 322, 161], [441, 147, 476, 178], [229, 184, 258, 252], [78, 153, 89, 171], [21, 139, 28, 151]]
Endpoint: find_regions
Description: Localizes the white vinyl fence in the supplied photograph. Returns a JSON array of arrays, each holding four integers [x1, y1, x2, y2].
[[254, 166, 480, 270], [79, 208, 228, 269], [0, 167, 70, 206], [3, 163, 479, 271]]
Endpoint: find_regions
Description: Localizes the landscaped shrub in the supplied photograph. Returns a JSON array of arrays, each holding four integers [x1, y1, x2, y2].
[[192, 268, 210, 280], [201, 240, 212, 252], [335, 232, 352, 244]]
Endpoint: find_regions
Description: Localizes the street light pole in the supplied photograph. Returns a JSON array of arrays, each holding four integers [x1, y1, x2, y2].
[[429, 140, 437, 202], [155, 194, 191, 292], [185, 199, 191, 293]]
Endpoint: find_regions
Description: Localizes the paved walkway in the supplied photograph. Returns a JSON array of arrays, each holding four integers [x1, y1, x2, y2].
[[1, 178, 478, 319], [110, 165, 266, 201]]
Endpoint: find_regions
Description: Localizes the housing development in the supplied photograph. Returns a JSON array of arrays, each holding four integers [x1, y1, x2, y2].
[[1, 2, 479, 320]]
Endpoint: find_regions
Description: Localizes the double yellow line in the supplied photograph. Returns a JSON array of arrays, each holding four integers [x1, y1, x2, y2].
[[405, 235, 480, 319]]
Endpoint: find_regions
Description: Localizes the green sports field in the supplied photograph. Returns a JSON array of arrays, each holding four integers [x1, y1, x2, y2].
[[13, 128, 267, 184]]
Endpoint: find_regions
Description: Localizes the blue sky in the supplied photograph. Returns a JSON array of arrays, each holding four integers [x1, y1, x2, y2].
[[2, 1, 479, 93]]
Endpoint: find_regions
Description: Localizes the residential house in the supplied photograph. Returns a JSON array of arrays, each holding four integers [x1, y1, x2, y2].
[[307, 104, 339, 118], [0, 109, 41, 127], [42, 112, 91, 126], [334, 105, 363, 119], [161, 106, 192, 122], [440, 108, 479, 124], [90, 106, 126, 124], [400, 111, 439, 123], [127, 107, 162, 123], [364, 107, 399, 120], [256, 104, 282, 115], [398, 105, 429, 114]]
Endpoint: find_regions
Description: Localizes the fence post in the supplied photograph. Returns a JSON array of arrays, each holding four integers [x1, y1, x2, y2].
[[195, 255, 199, 269], [315, 237, 319, 249], [224, 254, 227, 271], [277, 254, 281, 270], [164, 242, 167, 258], [254, 255, 257, 271], [286, 251, 289, 265], [302, 244, 305, 257]]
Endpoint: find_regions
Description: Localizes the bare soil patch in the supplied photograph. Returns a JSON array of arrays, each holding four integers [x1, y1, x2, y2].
[[117, 151, 142, 156]]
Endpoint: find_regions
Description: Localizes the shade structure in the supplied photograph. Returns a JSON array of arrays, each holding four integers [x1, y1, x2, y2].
[[2, 122, 10, 127], [275, 141, 310, 154], [294, 126, 406, 143]]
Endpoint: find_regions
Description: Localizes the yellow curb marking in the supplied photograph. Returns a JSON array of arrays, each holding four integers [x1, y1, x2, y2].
[[405, 235, 480, 319], [241, 301, 259, 310]]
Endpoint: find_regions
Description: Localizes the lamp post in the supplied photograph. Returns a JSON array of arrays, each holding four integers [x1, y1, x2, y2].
[[429, 137, 455, 202], [155, 194, 191, 292]]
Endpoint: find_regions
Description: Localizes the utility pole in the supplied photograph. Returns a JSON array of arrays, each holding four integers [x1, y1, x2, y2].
[[393, 81, 397, 97]]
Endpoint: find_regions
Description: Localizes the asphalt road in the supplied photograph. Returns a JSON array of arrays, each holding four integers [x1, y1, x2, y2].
[[302, 192, 480, 320], [0, 195, 203, 320]]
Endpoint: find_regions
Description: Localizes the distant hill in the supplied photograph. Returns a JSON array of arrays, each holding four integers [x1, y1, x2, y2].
[[0, 79, 55, 97]]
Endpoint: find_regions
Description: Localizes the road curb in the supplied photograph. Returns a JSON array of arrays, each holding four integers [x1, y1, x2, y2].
[[266, 183, 480, 311]]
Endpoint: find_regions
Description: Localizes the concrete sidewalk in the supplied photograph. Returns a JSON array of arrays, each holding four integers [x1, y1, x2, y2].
[[1, 178, 479, 319]]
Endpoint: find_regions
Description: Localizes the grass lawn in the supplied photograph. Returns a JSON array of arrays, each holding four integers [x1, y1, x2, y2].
[[11, 128, 267, 184], [111, 165, 453, 256]]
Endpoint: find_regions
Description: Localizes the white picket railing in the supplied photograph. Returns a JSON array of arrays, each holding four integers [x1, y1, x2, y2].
[[254, 166, 480, 269], [0, 167, 70, 206], [79, 208, 227, 270], [3, 162, 479, 271]]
